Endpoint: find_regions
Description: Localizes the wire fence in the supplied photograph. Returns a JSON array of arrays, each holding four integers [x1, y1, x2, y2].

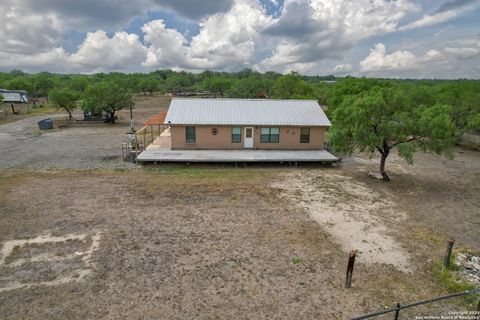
[[351, 288, 480, 320]]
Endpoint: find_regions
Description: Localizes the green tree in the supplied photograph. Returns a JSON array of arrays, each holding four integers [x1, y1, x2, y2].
[[329, 86, 456, 181], [35, 72, 55, 102], [9, 69, 26, 77], [138, 77, 159, 95], [68, 76, 90, 93], [202, 77, 231, 97], [434, 82, 480, 133], [5, 77, 33, 93], [273, 72, 314, 99], [81, 81, 133, 124], [326, 77, 384, 108], [49, 88, 80, 120], [226, 75, 273, 98]]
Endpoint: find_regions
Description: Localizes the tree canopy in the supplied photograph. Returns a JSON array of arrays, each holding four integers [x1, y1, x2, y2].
[[49, 88, 80, 120], [202, 77, 232, 97], [0, 69, 478, 136], [273, 72, 315, 99], [81, 81, 133, 124], [329, 85, 457, 181]]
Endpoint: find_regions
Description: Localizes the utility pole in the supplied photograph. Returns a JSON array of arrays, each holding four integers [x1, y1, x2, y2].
[[129, 101, 134, 133]]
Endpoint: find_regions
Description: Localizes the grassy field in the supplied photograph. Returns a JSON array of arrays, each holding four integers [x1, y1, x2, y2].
[[0, 95, 479, 319]]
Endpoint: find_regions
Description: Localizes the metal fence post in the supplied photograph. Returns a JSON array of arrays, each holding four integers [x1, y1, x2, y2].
[[444, 239, 455, 269], [345, 250, 357, 289]]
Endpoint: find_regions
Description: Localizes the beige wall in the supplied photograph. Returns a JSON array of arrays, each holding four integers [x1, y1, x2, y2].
[[171, 125, 327, 150]]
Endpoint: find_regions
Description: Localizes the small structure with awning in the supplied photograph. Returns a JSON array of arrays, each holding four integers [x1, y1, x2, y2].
[[0, 89, 29, 114], [0, 89, 28, 103]]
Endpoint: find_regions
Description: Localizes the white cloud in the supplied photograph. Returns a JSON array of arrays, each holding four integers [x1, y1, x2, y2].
[[143, 0, 272, 70], [0, 48, 70, 72], [398, 10, 459, 31], [142, 20, 192, 68], [358, 40, 480, 77], [70, 31, 147, 72], [259, 0, 420, 72], [17, 0, 149, 31], [333, 64, 353, 73], [398, 0, 480, 31], [443, 47, 480, 59], [189, 0, 271, 69], [423, 49, 444, 62], [359, 43, 416, 72], [0, 31, 147, 73], [0, 1, 63, 55], [0, 0, 478, 78]]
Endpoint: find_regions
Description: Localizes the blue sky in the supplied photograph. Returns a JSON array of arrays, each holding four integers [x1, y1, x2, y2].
[[1, 0, 479, 78]]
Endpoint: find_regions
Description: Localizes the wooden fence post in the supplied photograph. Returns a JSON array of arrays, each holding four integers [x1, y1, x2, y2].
[[443, 239, 455, 269], [345, 250, 357, 288], [394, 303, 401, 320]]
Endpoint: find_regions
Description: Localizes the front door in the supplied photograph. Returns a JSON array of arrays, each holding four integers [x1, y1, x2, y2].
[[244, 127, 253, 148]]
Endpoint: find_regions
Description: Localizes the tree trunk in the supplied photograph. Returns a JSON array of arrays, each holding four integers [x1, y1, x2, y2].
[[10, 104, 16, 114], [110, 110, 115, 124], [379, 151, 390, 182], [67, 110, 73, 121]]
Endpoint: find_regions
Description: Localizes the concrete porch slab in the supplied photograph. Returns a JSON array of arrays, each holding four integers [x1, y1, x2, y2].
[[136, 148, 338, 163]]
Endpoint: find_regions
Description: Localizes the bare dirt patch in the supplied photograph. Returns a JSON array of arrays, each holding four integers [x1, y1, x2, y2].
[[0, 232, 101, 292], [273, 172, 411, 272]]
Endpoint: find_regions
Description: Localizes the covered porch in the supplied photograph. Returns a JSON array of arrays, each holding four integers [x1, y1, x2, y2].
[[137, 147, 338, 163]]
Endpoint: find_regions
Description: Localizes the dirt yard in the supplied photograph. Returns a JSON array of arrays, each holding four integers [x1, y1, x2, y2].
[[0, 95, 479, 319], [0, 95, 171, 170]]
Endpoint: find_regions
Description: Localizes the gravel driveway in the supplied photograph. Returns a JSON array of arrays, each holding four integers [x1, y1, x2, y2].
[[0, 113, 134, 170]]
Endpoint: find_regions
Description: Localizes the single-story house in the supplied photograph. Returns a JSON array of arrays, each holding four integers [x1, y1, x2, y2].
[[164, 98, 331, 150], [0, 89, 28, 103]]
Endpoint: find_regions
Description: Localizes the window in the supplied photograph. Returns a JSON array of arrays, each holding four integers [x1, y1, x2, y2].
[[245, 128, 252, 138], [232, 127, 241, 143], [185, 126, 196, 143], [300, 127, 310, 143], [260, 127, 280, 143]]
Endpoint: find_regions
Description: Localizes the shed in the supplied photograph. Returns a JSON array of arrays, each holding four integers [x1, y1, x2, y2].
[[0, 89, 28, 103]]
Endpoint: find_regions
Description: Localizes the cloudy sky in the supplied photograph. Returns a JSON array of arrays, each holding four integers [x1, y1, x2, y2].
[[1, 0, 479, 78]]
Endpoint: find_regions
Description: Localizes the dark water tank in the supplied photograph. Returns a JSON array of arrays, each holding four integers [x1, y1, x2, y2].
[[38, 118, 53, 130]]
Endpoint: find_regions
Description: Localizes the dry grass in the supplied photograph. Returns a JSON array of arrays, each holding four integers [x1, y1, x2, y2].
[[1, 159, 479, 319]]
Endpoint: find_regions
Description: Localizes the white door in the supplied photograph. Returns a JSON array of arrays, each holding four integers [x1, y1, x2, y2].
[[244, 127, 253, 148]]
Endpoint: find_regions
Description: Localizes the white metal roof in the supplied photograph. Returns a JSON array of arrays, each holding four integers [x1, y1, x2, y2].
[[0, 89, 28, 103], [164, 98, 331, 126]]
